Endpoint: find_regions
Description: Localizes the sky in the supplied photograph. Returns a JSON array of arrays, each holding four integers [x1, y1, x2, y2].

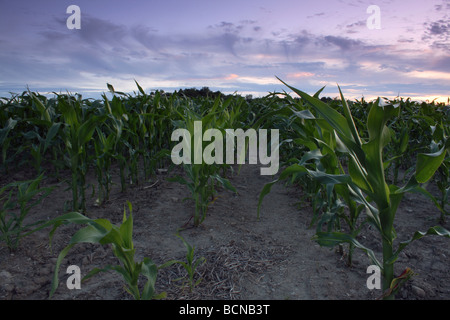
[[0, 0, 449, 102]]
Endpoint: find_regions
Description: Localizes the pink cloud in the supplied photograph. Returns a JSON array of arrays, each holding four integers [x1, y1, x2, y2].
[[225, 73, 239, 80], [287, 72, 315, 78]]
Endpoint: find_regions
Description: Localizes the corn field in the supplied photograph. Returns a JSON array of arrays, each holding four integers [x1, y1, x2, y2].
[[0, 80, 449, 300]]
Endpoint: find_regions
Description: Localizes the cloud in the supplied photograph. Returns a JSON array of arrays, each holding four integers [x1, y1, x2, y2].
[[344, 20, 367, 34], [286, 72, 315, 79], [1, 2, 449, 103], [323, 35, 363, 50], [422, 19, 450, 50], [430, 55, 450, 72], [426, 20, 450, 37], [307, 12, 325, 19], [434, 0, 450, 11], [407, 70, 450, 81], [131, 24, 161, 52]]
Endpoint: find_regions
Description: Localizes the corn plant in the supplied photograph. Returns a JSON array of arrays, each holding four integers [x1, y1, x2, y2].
[[48, 201, 165, 300], [0, 118, 18, 173], [430, 122, 450, 222], [169, 105, 237, 227], [93, 127, 115, 205], [160, 232, 206, 292], [56, 94, 107, 212], [0, 173, 53, 251], [23, 121, 62, 175], [259, 78, 450, 299], [436, 158, 449, 223], [257, 90, 366, 266]]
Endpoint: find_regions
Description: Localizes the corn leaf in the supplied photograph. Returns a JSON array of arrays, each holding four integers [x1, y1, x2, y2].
[[135, 80, 146, 96], [277, 77, 353, 140], [415, 146, 446, 183], [29, 91, 51, 122], [119, 202, 133, 250], [387, 226, 450, 265], [50, 243, 75, 298], [141, 257, 162, 300], [312, 231, 381, 269], [0, 118, 17, 144]]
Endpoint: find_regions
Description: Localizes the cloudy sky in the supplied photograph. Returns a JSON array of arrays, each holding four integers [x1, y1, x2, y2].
[[0, 0, 449, 101]]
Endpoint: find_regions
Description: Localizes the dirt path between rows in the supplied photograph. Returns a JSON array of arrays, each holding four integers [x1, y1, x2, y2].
[[0, 162, 449, 300]]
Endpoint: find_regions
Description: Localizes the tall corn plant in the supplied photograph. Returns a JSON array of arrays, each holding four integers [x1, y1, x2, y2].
[[56, 94, 107, 212], [430, 121, 450, 222], [93, 127, 115, 205], [0, 118, 18, 173], [256, 91, 365, 265], [169, 100, 237, 227], [260, 79, 450, 299]]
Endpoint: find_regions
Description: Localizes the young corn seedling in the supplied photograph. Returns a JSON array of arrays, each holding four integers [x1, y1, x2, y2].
[[260, 78, 450, 299], [160, 232, 206, 293], [0, 173, 53, 251], [48, 201, 166, 300]]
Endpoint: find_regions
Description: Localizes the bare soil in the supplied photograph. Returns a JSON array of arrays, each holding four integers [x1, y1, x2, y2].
[[0, 162, 449, 300]]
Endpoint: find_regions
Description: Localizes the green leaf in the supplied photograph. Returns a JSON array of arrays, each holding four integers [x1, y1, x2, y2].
[[120, 202, 133, 250], [399, 129, 409, 154], [141, 257, 159, 300], [291, 109, 316, 120], [212, 174, 237, 193], [387, 226, 450, 265], [348, 156, 371, 192], [77, 115, 107, 147], [69, 222, 110, 244], [307, 170, 352, 185], [0, 118, 18, 144], [278, 77, 353, 140], [313, 86, 326, 99], [29, 91, 51, 122], [312, 231, 382, 269], [57, 96, 79, 127], [338, 85, 362, 148], [415, 146, 446, 183], [394, 175, 445, 215], [107, 83, 115, 94], [43, 122, 62, 153], [135, 80, 146, 96], [82, 264, 117, 282], [50, 243, 75, 298]]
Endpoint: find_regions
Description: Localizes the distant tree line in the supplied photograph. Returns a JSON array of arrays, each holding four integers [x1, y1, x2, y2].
[[175, 87, 223, 99], [151, 86, 334, 102]]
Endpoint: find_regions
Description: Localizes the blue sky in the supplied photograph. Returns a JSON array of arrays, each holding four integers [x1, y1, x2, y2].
[[0, 0, 449, 101]]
